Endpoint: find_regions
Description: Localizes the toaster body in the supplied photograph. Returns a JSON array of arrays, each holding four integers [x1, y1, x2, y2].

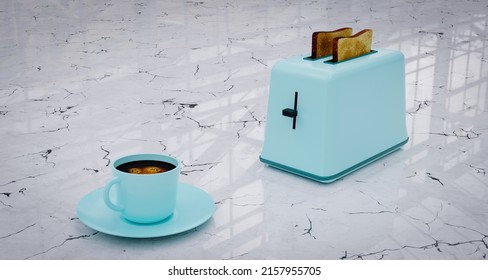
[[260, 48, 409, 183]]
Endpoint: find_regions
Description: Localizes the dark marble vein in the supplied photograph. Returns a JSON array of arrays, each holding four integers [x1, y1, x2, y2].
[[83, 168, 100, 173], [0, 174, 46, 187], [345, 210, 397, 215], [465, 164, 487, 176], [408, 100, 435, 114], [418, 30, 445, 38], [290, 200, 306, 208], [236, 121, 247, 138], [250, 55, 267, 67], [343, 235, 488, 259], [214, 197, 233, 205], [158, 140, 167, 151], [161, 98, 198, 109], [62, 88, 86, 100], [15, 146, 63, 168], [445, 223, 488, 248], [180, 161, 219, 176], [429, 128, 481, 139], [426, 172, 444, 186], [0, 200, 13, 208], [209, 84, 234, 96], [302, 215, 316, 239], [100, 146, 110, 167], [83, 73, 112, 82], [194, 64, 200, 76], [357, 190, 387, 208], [179, 114, 213, 129], [0, 223, 36, 240], [223, 252, 250, 260], [233, 202, 264, 207], [24, 231, 99, 260], [138, 68, 174, 83]]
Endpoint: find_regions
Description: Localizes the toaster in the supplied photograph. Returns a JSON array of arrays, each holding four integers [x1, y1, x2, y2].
[[259, 41, 409, 183]]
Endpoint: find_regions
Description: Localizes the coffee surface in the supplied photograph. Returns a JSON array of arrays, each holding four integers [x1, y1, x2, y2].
[[116, 160, 176, 174]]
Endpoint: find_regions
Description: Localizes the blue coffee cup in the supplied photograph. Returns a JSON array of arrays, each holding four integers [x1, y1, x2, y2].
[[103, 154, 180, 224]]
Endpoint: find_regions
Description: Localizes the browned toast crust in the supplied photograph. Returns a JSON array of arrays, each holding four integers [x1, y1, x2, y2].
[[332, 29, 373, 62], [311, 27, 353, 59]]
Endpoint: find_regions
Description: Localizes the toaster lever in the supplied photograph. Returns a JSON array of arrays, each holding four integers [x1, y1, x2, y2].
[[282, 91, 298, 129], [282, 108, 297, 118]]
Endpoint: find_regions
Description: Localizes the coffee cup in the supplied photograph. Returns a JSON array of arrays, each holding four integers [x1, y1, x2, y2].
[[103, 154, 180, 224]]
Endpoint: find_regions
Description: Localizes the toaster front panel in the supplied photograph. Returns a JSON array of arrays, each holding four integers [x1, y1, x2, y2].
[[261, 62, 331, 177]]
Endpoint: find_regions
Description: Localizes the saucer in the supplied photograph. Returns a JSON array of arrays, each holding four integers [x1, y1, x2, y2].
[[77, 183, 215, 238]]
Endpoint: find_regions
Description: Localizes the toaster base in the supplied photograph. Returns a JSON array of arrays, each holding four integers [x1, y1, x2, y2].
[[260, 138, 409, 183]]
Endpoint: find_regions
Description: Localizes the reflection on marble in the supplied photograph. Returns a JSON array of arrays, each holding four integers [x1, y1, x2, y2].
[[0, 0, 487, 259]]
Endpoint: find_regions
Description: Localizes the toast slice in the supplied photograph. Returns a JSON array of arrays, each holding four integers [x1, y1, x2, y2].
[[332, 29, 373, 62], [311, 27, 353, 59]]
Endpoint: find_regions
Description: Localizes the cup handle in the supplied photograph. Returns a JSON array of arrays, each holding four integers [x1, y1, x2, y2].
[[103, 177, 123, 212]]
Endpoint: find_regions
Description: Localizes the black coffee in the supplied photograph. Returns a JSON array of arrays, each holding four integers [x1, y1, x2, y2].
[[116, 160, 176, 174]]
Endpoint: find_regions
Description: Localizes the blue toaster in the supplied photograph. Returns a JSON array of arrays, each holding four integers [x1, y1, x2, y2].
[[260, 48, 409, 183]]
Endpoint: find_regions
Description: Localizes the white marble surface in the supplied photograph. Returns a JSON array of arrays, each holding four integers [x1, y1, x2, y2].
[[1, 0, 487, 260]]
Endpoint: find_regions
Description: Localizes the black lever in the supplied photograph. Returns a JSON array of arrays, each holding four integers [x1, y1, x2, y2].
[[282, 91, 298, 129]]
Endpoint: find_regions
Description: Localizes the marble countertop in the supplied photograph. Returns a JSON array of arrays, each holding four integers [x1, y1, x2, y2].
[[1, 0, 487, 259]]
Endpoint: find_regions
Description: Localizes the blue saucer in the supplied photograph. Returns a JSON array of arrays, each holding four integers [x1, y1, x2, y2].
[[77, 183, 215, 238]]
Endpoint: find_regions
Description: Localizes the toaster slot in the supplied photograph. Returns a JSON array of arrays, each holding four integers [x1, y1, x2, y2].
[[324, 50, 378, 64], [281, 91, 298, 130]]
